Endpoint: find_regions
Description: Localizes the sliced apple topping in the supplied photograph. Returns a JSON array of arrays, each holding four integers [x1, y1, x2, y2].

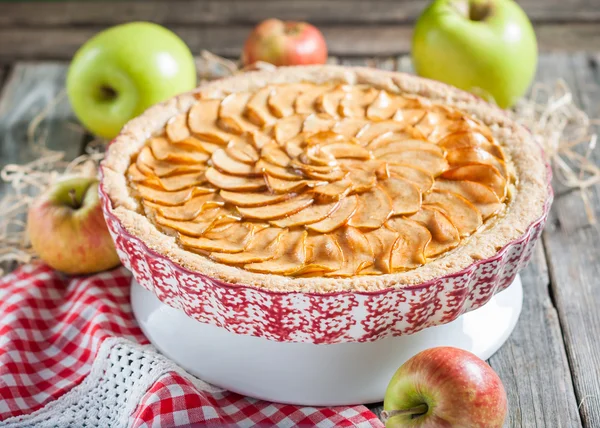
[[226, 141, 259, 164], [298, 233, 344, 275], [127, 163, 148, 182], [367, 91, 408, 120], [423, 190, 483, 237], [211, 149, 259, 177], [372, 139, 443, 157], [441, 164, 507, 199], [268, 83, 312, 118], [188, 99, 236, 144], [339, 87, 379, 117], [274, 114, 304, 143], [434, 179, 503, 219], [382, 150, 449, 176], [219, 92, 259, 134], [154, 194, 224, 221], [150, 137, 210, 164], [409, 207, 460, 258], [355, 121, 408, 146], [261, 141, 291, 167], [210, 227, 283, 264], [307, 194, 358, 233], [246, 230, 307, 275], [368, 130, 426, 149], [266, 176, 313, 193], [386, 217, 431, 271], [257, 159, 304, 181], [237, 195, 313, 220], [313, 179, 352, 202], [205, 167, 266, 191], [157, 172, 207, 192], [302, 114, 335, 134], [380, 175, 421, 215], [316, 85, 348, 117], [332, 117, 370, 139], [438, 131, 504, 160], [386, 164, 434, 192], [136, 146, 205, 178], [270, 200, 340, 228], [181, 221, 254, 253], [220, 190, 291, 207], [348, 187, 393, 229], [446, 147, 508, 178], [295, 84, 333, 114], [326, 227, 373, 276], [322, 143, 371, 159], [166, 114, 191, 142], [155, 207, 236, 237], [392, 108, 426, 127], [414, 107, 458, 141], [364, 226, 399, 274], [246, 86, 277, 127], [135, 184, 214, 206]]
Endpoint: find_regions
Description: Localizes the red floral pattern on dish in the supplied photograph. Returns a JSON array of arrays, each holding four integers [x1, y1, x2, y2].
[[100, 165, 552, 344]]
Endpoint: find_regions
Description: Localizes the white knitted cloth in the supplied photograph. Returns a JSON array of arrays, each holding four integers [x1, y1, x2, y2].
[[0, 337, 220, 428]]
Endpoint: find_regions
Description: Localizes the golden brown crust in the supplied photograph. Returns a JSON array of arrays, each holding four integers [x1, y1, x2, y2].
[[102, 65, 548, 293]]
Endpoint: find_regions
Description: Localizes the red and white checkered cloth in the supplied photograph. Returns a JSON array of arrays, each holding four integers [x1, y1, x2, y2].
[[0, 264, 383, 427]]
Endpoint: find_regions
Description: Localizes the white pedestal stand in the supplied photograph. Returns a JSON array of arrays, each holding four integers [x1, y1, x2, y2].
[[131, 275, 522, 406]]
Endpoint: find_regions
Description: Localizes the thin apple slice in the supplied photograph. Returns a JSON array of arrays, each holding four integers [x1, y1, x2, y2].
[[155, 207, 235, 236], [245, 229, 307, 275], [368, 130, 424, 150], [219, 189, 292, 207], [257, 159, 303, 181], [304, 130, 345, 146], [270, 200, 340, 227], [387, 164, 434, 193], [434, 179, 504, 219], [295, 84, 332, 114], [268, 83, 312, 118], [329, 117, 368, 140], [307, 194, 358, 233], [274, 114, 304, 143], [392, 108, 427, 127], [441, 164, 507, 199], [176, 136, 221, 154], [372, 139, 443, 157], [284, 136, 305, 159], [367, 91, 409, 120], [211, 149, 259, 177], [180, 221, 253, 253], [302, 167, 346, 182], [386, 217, 431, 271], [423, 189, 483, 237], [158, 172, 207, 192], [246, 86, 277, 127], [438, 130, 504, 160], [304, 145, 338, 167], [154, 194, 224, 221], [364, 226, 399, 274], [382, 150, 449, 176], [346, 168, 376, 193], [150, 137, 210, 163], [237, 195, 313, 220], [316, 85, 348, 117], [166, 114, 191, 142], [290, 159, 335, 175], [127, 163, 148, 182], [247, 130, 272, 150], [298, 234, 343, 275], [260, 141, 291, 167], [226, 141, 259, 164], [380, 175, 421, 215], [136, 146, 205, 178], [339, 87, 379, 117], [326, 226, 373, 276], [322, 143, 372, 159], [313, 179, 352, 202], [302, 114, 336, 134], [355, 121, 408, 146], [409, 207, 460, 258], [136, 184, 213, 206], [266, 176, 311, 193], [446, 147, 508, 178], [188, 99, 235, 144], [414, 107, 457, 141], [348, 187, 393, 229], [205, 167, 266, 191], [218, 92, 259, 135], [210, 227, 283, 264]]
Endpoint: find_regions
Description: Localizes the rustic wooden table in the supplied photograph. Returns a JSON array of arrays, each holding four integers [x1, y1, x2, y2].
[[1, 1, 599, 426]]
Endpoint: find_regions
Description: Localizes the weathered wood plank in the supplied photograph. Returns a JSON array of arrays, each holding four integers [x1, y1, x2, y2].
[[1, 23, 599, 62], [540, 52, 600, 427], [1, 0, 599, 26]]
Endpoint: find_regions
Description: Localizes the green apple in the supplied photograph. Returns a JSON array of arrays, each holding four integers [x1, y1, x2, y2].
[[67, 22, 196, 139], [27, 177, 121, 275], [412, 0, 537, 108]]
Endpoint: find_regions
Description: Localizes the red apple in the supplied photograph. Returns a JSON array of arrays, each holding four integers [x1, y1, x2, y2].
[[383, 347, 507, 427], [27, 177, 120, 275], [242, 19, 328, 67]]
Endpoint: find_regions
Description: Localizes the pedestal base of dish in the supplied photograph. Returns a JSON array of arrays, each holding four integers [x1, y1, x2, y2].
[[131, 275, 522, 406]]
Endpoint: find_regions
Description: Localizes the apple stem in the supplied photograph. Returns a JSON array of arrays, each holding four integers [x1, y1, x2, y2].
[[68, 189, 80, 209], [469, 0, 493, 21], [380, 404, 429, 423], [100, 85, 118, 101]]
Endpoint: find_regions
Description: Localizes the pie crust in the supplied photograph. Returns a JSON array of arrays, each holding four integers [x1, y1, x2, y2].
[[101, 65, 549, 293]]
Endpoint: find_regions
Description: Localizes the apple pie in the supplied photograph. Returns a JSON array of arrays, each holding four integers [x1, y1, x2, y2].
[[101, 65, 549, 292]]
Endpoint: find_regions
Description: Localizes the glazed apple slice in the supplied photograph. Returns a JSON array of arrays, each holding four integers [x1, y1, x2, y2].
[[266, 176, 321, 193], [176, 136, 221, 154], [368, 130, 425, 150], [339, 87, 379, 117], [270, 200, 340, 227], [166, 114, 191, 142], [261, 141, 291, 167], [295, 84, 333, 114], [211, 149, 259, 177], [423, 189, 483, 237], [364, 226, 399, 274], [218, 92, 259, 135], [226, 141, 259, 164], [438, 130, 504, 160], [150, 137, 210, 163], [153, 194, 224, 221], [346, 168, 376, 193], [386, 217, 431, 271], [302, 114, 336, 134], [442, 115, 494, 143], [414, 108, 457, 141], [237, 194, 314, 220], [326, 226, 374, 276], [348, 187, 393, 229], [188, 99, 236, 144], [135, 184, 214, 206], [380, 175, 422, 215], [298, 233, 343, 275], [332, 117, 370, 139], [257, 159, 304, 181], [434, 179, 503, 219], [127, 163, 148, 182], [446, 147, 508, 178], [210, 227, 283, 264], [205, 167, 266, 191], [247, 130, 272, 150], [268, 83, 313, 118], [136, 146, 205, 178], [355, 121, 408, 145], [382, 150, 449, 176], [392, 108, 427, 127], [441, 164, 507, 199], [219, 189, 291, 207], [304, 145, 338, 167], [322, 143, 371, 159], [307, 194, 358, 233], [316, 85, 348, 117], [155, 207, 235, 236], [409, 207, 460, 258], [274, 114, 304, 143], [181, 221, 254, 253], [302, 167, 346, 182], [367, 91, 409, 120], [372, 139, 443, 157], [386, 165, 433, 193], [246, 86, 277, 127], [245, 229, 307, 275], [158, 172, 207, 192], [313, 179, 352, 202]]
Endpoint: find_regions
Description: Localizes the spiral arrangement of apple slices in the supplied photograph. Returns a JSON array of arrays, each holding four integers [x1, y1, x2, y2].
[[127, 83, 510, 277]]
